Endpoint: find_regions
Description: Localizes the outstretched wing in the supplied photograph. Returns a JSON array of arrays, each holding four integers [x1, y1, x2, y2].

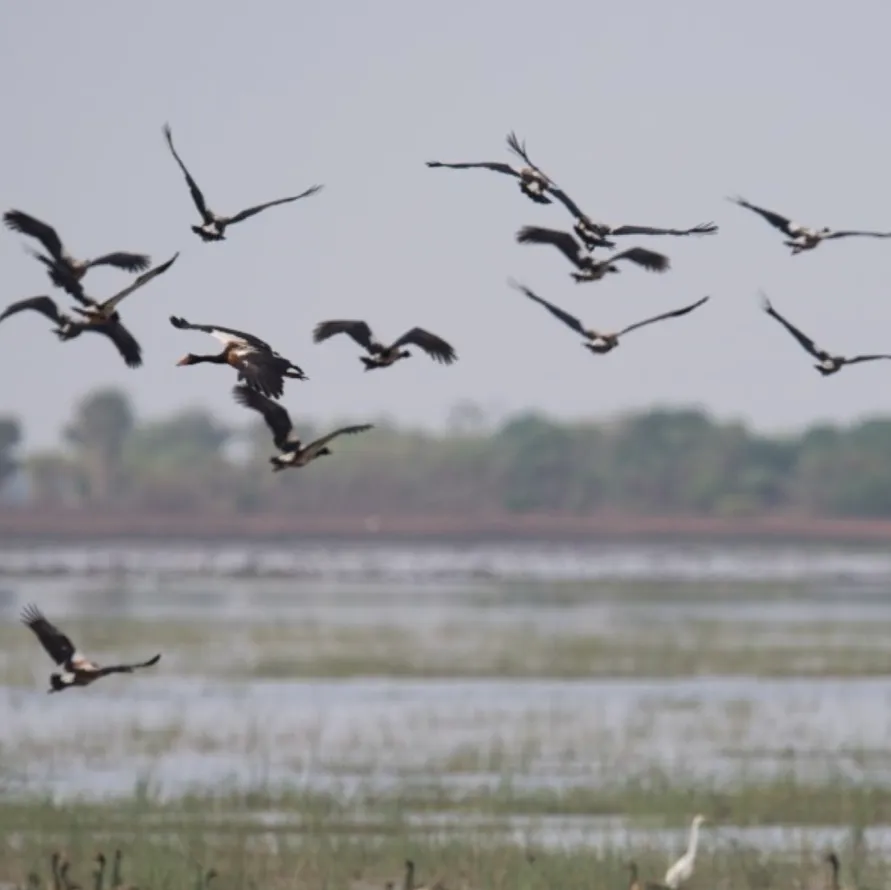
[[728, 197, 796, 236], [302, 424, 374, 461], [610, 246, 671, 272], [163, 124, 212, 222], [618, 296, 710, 337], [509, 279, 587, 337], [169, 315, 273, 351], [390, 327, 457, 365], [97, 252, 179, 314], [610, 222, 718, 237], [547, 186, 591, 223], [515, 226, 586, 269], [85, 320, 143, 368], [97, 653, 161, 676], [225, 185, 324, 225], [312, 319, 378, 352], [760, 293, 824, 360], [843, 354, 891, 366], [3, 210, 65, 260], [825, 230, 891, 241], [21, 604, 78, 666], [505, 131, 552, 182], [232, 384, 295, 451], [425, 160, 518, 177], [86, 252, 152, 273], [0, 295, 65, 326]]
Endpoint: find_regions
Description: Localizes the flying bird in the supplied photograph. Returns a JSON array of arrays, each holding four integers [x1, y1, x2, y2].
[[761, 292, 891, 375], [312, 320, 457, 370], [3, 210, 151, 301], [21, 603, 161, 693], [547, 187, 717, 251], [729, 196, 891, 254], [170, 315, 307, 397], [426, 131, 556, 204], [162, 123, 323, 242], [232, 384, 373, 471], [59, 252, 180, 368], [516, 226, 670, 282], [511, 280, 708, 354]]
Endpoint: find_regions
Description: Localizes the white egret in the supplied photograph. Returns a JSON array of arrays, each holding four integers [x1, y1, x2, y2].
[[664, 814, 707, 889]]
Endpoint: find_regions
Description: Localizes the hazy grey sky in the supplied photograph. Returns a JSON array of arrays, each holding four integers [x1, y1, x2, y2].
[[2, 1, 891, 448]]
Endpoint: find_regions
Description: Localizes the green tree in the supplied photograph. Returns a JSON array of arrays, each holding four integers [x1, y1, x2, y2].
[[0, 416, 21, 490], [64, 388, 135, 502]]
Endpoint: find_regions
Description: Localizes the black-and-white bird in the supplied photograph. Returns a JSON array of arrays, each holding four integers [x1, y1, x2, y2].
[[170, 316, 307, 397], [729, 196, 891, 254], [761, 293, 891, 375], [547, 187, 717, 251], [21, 603, 161, 693], [0, 254, 177, 367], [426, 131, 555, 204], [162, 124, 323, 242], [312, 320, 457, 370], [516, 226, 670, 282], [61, 252, 179, 368], [511, 280, 709, 354], [3, 209, 151, 301], [232, 384, 373, 471]]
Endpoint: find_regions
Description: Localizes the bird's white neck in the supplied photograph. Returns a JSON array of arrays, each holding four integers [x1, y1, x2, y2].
[[685, 820, 701, 859]]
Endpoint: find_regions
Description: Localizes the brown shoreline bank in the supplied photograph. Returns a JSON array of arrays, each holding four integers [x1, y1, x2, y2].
[[2, 507, 891, 544]]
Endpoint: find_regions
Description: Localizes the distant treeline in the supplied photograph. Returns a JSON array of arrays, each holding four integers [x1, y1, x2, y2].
[[2, 387, 891, 518]]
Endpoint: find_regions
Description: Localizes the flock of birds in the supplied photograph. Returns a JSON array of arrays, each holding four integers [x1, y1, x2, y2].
[[7, 128, 891, 692]]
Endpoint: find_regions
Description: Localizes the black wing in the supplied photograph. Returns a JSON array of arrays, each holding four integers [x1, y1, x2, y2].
[[609, 246, 671, 272], [760, 293, 825, 360], [163, 124, 212, 222], [425, 160, 518, 177], [232, 384, 294, 451], [728, 197, 796, 236], [86, 252, 152, 273], [302, 424, 374, 461], [546, 186, 591, 222], [225, 185, 324, 226], [85, 320, 143, 368], [610, 222, 718, 237], [21, 604, 77, 665], [618, 296, 710, 337], [389, 327, 457, 365], [169, 315, 273, 351], [509, 279, 586, 337], [96, 252, 179, 314], [516, 226, 586, 269], [0, 295, 66, 326], [97, 654, 161, 676], [3, 210, 65, 260], [842, 354, 891, 366], [234, 355, 288, 399], [312, 319, 379, 353], [824, 230, 891, 241]]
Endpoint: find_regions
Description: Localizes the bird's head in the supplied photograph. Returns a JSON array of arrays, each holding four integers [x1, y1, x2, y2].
[[825, 852, 839, 869], [692, 814, 707, 828], [48, 673, 68, 693], [820, 226, 832, 234], [399, 349, 412, 360], [95, 853, 106, 866], [607, 265, 621, 274], [176, 353, 198, 366], [317, 447, 333, 457]]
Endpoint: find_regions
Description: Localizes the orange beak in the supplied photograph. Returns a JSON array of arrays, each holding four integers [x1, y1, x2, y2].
[[176, 355, 191, 366]]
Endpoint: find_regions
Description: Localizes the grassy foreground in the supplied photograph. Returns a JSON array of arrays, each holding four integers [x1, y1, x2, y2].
[[0, 788, 881, 890]]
